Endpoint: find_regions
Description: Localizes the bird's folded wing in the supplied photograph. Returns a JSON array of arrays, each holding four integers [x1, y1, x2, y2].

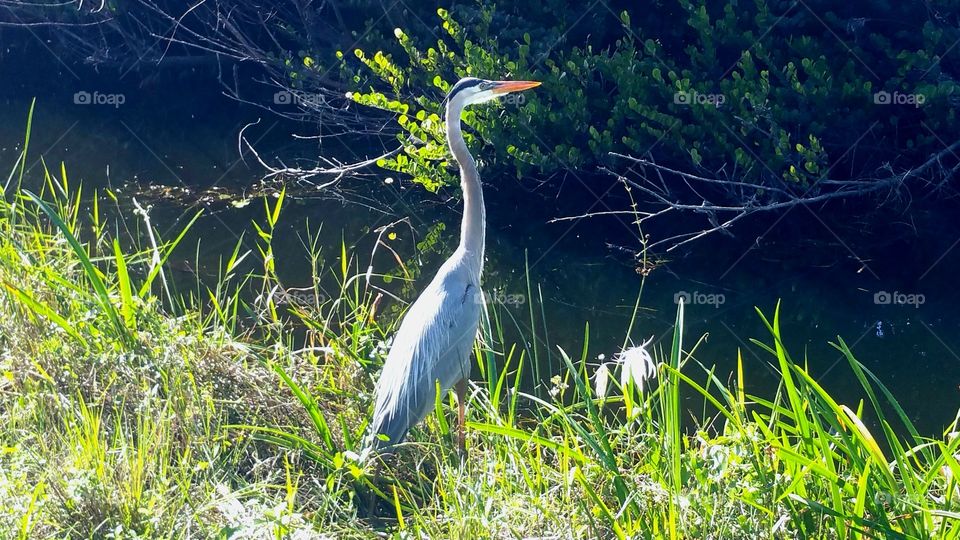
[[371, 279, 482, 443]]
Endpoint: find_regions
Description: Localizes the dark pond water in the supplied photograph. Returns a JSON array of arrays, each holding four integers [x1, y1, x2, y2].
[[3, 42, 960, 436]]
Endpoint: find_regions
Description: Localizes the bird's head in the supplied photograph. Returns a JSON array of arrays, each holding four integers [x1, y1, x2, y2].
[[446, 77, 541, 108]]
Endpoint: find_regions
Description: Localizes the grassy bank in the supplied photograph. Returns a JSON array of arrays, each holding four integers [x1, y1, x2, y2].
[[2, 120, 960, 538]]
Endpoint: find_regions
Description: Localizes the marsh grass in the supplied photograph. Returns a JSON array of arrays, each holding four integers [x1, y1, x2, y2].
[[1, 107, 959, 538]]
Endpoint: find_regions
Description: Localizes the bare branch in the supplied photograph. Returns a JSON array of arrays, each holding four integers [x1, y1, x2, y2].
[[597, 141, 960, 254], [237, 119, 404, 187]]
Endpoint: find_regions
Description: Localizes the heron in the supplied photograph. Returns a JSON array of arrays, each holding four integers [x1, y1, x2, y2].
[[367, 77, 541, 455]]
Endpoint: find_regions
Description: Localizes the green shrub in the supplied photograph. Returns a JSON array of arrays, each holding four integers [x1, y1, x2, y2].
[[340, 1, 960, 199]]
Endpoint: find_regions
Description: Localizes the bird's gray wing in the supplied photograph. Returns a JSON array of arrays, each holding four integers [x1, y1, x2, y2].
[[369, 273, 482, 447]]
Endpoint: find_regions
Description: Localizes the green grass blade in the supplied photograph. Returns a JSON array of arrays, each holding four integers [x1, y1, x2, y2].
[[113, 238, 136, 331], [137, 209, 203, 299], [271, 362, 335, 452], [466, 421, 586, 464], [24, 189, 127, 341], [3, 281, 88, 347]]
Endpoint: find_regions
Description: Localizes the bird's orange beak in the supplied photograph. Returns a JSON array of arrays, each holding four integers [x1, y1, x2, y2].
[[492, 80, 542, 94]]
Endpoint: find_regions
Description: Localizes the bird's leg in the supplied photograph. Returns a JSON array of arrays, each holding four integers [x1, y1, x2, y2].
[[365, 457, 383, 519], [455, 379, 467, 457]]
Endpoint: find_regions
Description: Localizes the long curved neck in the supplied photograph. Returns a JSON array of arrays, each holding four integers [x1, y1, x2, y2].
[[446, 99, 485, 267]]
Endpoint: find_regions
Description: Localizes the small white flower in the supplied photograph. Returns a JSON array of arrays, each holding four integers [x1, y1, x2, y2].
[[548, 374, 568, 398], [594, 363, 610, 400], [616, 337, 657, 394]]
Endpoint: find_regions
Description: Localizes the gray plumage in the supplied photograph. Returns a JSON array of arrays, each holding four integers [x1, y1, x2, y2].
[[366, 77, 541, 454], [368, 254, 482, 447]]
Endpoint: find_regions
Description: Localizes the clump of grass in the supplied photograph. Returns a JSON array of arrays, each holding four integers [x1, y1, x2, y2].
[[1, 106, 959, 538], [0, 107, 334, 538]]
